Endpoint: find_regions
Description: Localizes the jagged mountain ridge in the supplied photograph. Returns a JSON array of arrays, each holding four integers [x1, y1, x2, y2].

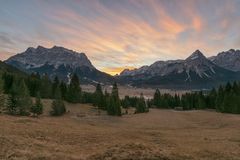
[[5, 46, 114, 84], [118, 50, 240, 89], [209, 49, 240, 72]]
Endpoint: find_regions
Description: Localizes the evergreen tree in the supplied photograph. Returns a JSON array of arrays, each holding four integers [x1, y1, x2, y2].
[[107, 82, 121, 116], [215, 85, 224, 112], [67, 73, 81, 103], [122, 96, 131, 109], [0, 76, 5, 113], [135, 93, 148, 113], [17, 79, 32, 115], [31, 92, 43, 116], [50, 86, 66, 116], [40, 74, 52, 98], [52, 76, 60, 98], [6, 81, 18, 115], [59, 81, 67, 100], [153, 89, 161, 107], [26, 72, 41, 97], [2, 73, 14, 94], [93, 83, 105, 109]]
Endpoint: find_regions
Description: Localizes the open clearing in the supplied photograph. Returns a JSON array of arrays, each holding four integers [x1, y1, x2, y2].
[[1, 99, 240, 160]]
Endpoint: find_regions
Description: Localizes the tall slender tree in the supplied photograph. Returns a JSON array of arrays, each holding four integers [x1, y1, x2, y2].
[[136, 93, 148, 113], [67, 73, 81, 103], [107, 82, 121, 116], [94, 83, 105, 109], [31, 92, 43, 117], [0, 75, 5, 112], [17, 79, 32, 115], [50, 85, 66, 116]]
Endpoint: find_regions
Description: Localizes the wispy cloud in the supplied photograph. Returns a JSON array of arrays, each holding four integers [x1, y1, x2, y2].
[[0, 0, 240, 74]]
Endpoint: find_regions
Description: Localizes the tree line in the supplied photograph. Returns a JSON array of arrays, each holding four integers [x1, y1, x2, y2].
[[150, 82, 240, 114], [0, 72, 149, 117]]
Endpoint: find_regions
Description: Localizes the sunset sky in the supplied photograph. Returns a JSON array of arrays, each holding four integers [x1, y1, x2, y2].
[[0, 0, 240, 75]]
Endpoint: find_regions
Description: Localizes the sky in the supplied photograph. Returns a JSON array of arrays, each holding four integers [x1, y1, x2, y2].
[[0, 0, 240, 75]]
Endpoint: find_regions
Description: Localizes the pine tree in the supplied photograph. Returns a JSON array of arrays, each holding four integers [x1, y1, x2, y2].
[[40, 74, 52, 98], [6, 80, 18, 115], [26, 72, 41, 97], [107, 82, 121, 116], [153, 89, 161, 107], [31, 92, 43, 117], [122, 96, 131, 109], [67, 73, 81, 103], [59, 81, 67, 100], [93, 83, 104, 108], [50, 86, 66, 116], [216, 85, 224, 112], [0, 76, 5, 113], [2, 73, 14, 94], [52, 76, 60, 98], [17, 79, 32, 116], [135, 93, 148, 113]]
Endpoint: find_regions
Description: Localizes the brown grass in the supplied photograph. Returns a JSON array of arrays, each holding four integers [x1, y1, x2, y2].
[[0, 99, 240, 160]]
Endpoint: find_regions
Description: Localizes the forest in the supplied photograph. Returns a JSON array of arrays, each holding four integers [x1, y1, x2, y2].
[[0, 71, 240, 118]]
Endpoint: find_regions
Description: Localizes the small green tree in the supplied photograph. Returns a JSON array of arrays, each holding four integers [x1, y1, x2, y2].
[[93, 83, 105, 109], [40, 74, 52, 98], [67, 73, 81, 103], [31, 92, 43, 117], [107, 82, 121, 116], [6, 80, 19, 115], [50, 86, 66, 116], [135, 93, 148, 113], [153, 89, 161, 107], [0, 76, 5, 113], [52, 76, 60, 98], [18, 79, 32, 116]]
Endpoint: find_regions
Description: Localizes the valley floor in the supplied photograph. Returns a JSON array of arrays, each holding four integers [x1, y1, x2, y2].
[[0, 100, 240, 160]]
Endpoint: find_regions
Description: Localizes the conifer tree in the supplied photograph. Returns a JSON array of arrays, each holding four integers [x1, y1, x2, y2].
[[215, 85, 224, 112], [153, 89, 161, 107], [52, 76, 60, 98], [67, 73, 81, 103], [50, 86, 66, 116], [26, 72, 41, 97], [6, 80, 18, 115], [31, 92, 43, 116], [40, 74, 52, 98], [17, 79, 32, 115], [2, 73, 14, 94], [59, 81, 67, 100], [0, 76, 5, 113], [93, 83, 105, 109], [122, 96, 131, 109], [107, 82, 121, 116], [135, 93, 148, 113]]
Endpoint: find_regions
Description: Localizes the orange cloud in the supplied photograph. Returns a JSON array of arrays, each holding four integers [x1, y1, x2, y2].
[[101, 66, 136, 76]]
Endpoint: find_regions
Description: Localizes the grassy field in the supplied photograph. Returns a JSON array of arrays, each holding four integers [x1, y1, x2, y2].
[[0, 99, 240, 160]]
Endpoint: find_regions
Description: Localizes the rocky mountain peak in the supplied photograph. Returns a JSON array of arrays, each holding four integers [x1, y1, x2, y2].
[[186, 50, 206, 61], [6, 45, 95, 70]]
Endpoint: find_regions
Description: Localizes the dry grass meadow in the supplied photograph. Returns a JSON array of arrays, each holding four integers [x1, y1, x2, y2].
[[1, 99, 240, 160]]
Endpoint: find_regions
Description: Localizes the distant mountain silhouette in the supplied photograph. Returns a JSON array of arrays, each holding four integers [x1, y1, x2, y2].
[[118, 50, 240, 89], [5, 46, 114, 84]]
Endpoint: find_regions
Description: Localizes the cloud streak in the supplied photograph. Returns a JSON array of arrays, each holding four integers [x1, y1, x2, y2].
[[0, 0, 240, 75]]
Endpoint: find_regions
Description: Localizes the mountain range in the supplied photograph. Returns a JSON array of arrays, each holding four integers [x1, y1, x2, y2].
[[118, 49, 240, 89], [5, 46, 113, 84], [4, 46, 240, 89]]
